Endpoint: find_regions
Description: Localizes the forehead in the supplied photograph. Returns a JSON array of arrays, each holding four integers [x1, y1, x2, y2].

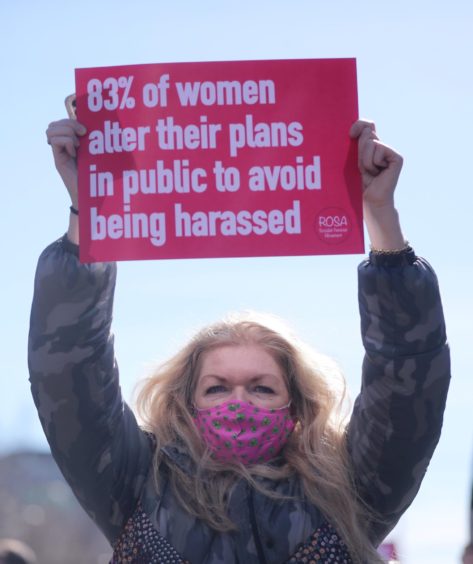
[[198, 344, 285, 382]]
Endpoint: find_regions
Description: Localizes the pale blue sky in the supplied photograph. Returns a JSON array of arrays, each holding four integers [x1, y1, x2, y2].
[[1, 1, 472, 562]]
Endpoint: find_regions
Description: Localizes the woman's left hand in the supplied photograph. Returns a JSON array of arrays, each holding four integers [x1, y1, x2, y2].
[[350, 119, 406, 251], [349, 119, 403, 210]]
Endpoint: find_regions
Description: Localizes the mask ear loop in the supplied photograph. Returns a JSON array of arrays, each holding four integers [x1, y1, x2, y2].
[[278, 401, 298, 426], [285, 400, 299, 423]]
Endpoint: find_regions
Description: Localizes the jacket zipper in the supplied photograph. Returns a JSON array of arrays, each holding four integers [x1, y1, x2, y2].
[[247, 485, 268, 564]]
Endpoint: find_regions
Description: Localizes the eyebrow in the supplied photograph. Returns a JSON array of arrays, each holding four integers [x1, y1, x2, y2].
[[199, 374, 281, 384]]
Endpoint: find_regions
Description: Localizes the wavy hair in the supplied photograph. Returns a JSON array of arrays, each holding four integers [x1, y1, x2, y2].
[[135, 312, 383, 563]]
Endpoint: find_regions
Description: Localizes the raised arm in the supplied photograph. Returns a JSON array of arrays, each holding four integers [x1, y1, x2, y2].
[[29, 120, 153, 544], [347, 121, 451, 542]]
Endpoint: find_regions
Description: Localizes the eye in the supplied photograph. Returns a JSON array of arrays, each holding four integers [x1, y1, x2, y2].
[[254, 385, 275, 394], [205, 385, 227, 394]]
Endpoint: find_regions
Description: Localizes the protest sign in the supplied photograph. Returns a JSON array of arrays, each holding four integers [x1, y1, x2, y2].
[[75, 58, 362, 262]]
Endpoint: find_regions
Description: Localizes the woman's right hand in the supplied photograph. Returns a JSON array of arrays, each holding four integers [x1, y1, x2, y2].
[[46, 119, 87, 208]]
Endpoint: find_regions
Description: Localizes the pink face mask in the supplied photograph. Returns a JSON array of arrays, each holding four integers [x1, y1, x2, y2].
[[194, 400, 295, 465]]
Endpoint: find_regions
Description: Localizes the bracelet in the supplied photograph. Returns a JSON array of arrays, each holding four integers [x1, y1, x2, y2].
[[69, 205, 79, 216], [370, 241, 410, 255]]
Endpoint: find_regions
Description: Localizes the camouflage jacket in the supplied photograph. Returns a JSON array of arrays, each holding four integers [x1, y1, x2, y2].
[[28, 236, 450, 564]]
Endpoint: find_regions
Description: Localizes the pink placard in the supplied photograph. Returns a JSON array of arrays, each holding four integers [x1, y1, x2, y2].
[[75, 58, 362, 262]]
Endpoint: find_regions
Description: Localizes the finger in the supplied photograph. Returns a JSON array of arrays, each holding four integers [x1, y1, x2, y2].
[[372, 141, 403, 171], [74, 120, 87, 135], [48, 131, 80, 153], [46, 122, 85, 153], [372, 143, 390, 169], [46, 122, 85, 139], [358, 128, 380, 175], [50, 135, 77, 159], [46, 120, 86, 141], [49, 118, 86, 134], [46, 128, 78, 146], [350, 119, 376, 139]]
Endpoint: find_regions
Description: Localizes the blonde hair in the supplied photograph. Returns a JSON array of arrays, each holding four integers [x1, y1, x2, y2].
[[135, 312, 383, 563]]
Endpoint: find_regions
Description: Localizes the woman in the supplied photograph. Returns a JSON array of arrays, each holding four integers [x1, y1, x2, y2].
[[28, 117, 450, 563]]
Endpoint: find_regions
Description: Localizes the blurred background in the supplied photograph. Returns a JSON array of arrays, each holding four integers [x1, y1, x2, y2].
[[1, 1, 472, 562]]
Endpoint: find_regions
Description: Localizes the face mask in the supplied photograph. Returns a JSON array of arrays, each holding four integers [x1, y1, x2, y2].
[[194, 400, 295, 465]]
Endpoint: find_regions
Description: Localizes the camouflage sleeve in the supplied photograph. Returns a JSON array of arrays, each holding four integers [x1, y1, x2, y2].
[[28, 235, 153, 544], [347, 248, 450, 544]]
